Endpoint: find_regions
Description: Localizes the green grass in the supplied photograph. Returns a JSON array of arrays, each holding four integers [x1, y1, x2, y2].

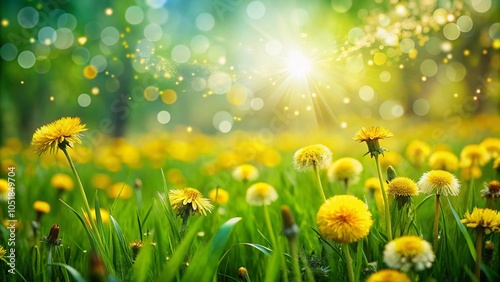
[[1, 131, 500, 282]]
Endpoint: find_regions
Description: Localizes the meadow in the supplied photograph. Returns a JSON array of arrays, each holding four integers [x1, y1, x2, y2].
[[1, 116, 499, 282]]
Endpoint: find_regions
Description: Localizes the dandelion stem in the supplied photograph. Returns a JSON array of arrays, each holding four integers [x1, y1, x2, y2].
[[474, 228, 484, 281], [433, 194, 440, 252], [289, 238, 302, 282], [374, 155, 392, 241], [343, 244, 355, 282], [180, 215, 189, 238], [61, 147, 103, 247], [314, 165, 327, 202]]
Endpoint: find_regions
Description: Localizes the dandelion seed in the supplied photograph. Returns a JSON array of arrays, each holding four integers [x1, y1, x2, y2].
[[383, 236, 435, 272], [246, 182, 278, 206]]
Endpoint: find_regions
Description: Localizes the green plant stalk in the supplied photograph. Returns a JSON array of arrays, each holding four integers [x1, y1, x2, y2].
[[343, 244, 354, 282], [314, 165, 327, 202], [180, 214, 189, 238], [61, 147, 103, 248], [474, 228, 484, 281], [47, 245, 53, 279], [289, 238, 302, 282], [374, 155, 392, 241], [433, 194, 440, 251]]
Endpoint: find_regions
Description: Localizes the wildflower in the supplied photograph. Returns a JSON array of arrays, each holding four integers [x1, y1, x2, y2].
[[91, 173, 112, 190], [130, 240, 143, 259], [256, 148, 281, 167], [461, 208, 500, 234], [460, 144, 490, 167], [387, 177, 419, 208], [388, 177, 418, 197], [494, 157, 500, 173], [366, 269, 411, 282], [293, 144, 332, 171], [365, 177, 384, 192], [246, 182, 278, 206], [31, 117, 87, 155], [169, 188, 213, 217], [460, 166, 482, 180], [86, 208, 110, 225], [316, 195, 373, 243], [0, 246, 6, 259], [42, 224, 62, 246], [379, 152, 402, 170], [405, 140, 431, 167], [428, 150, 459, 172], [208, 188, 229, 205], [107, 182, 133, 199], [50, 173, 74, 191], [418, 170, 460, 196], [232, 164, 259, 182], [33, 201, 51, 214], [364, 177, 386, 212], [0, 179, 8, 200], [281, 205, 299, 241], [480, 137, 500, 159], [383, 235, 435, 272], [353, 126, 393, 158], [293, 144, 332, 201], [327, 157, 363, 186], [166, 168, 187, 186], [237, 267, 250, 282], [461, 208, 500, 280], [418, 170, 460, 250], [481, 180, 500, 198]]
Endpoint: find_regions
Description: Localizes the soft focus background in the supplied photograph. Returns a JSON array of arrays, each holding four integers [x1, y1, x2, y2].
[[1, 0, 498, 144]]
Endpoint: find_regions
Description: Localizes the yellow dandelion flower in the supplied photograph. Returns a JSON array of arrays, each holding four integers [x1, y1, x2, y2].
[[293, 144, 332, 172], [107, 182, 133, 199], [50, 173, 74, 191], [461, 208, 500, 234], [85, 208, 110, 225], [246, 182, 278, 206], [33, 201, 51, 214], [383, 236, 435, 272], [367, 269, 411, 282], [428, 150, 459, 172], [481, 180, 500, 198], [0, 179, 8, 195], [327, 157, 363, 184], [91, 173, 112, 190], [169, 187, 213, 217], [494, 157, 500, 173], [31, 117, 87, 155], [353, 126, 393, 158], [365, 177, 384, 191], [480, 137, 500, 159], [417, 170, 460, 196], [0, 245, 6, 259], [208, 188, 229, 204], [406, 140, 431, 167], [316, 195, 373, 243], [379, 151, 402, 170], [460, 144, 490, 167], [232, 164, 259, 182], [387, 177, 419, 197], [460, 166, 482, 180]]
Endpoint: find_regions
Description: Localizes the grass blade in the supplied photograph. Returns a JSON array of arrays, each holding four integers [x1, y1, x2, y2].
[[50, 263, 86, 282], [447, 198, 476, 260], [182, 217, 243, 281]]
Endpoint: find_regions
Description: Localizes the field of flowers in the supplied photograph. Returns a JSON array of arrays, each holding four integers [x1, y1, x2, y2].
[[1, 115, 499, 281], [1, 0, 500, 281]]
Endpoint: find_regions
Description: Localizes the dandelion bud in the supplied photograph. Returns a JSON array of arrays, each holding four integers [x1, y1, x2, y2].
[[237, 267, 250, 282], [386, 165, 397, 183], [281, 205, 299, 241], [134, 178, 143, 189], [130, 240, 143, 259], [46, 224, 62, 246]]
